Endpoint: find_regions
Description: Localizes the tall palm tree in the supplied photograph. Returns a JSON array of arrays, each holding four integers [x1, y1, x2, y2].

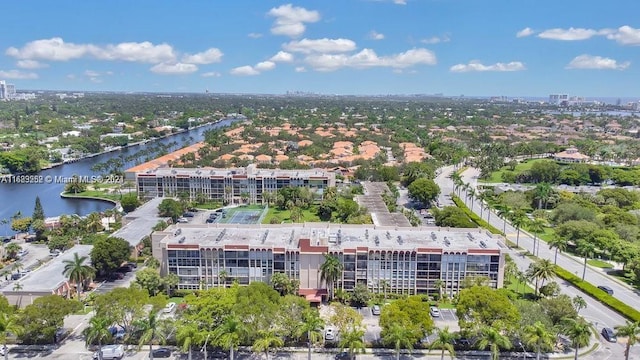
[[434, 279, 445, 301], [548, 236, 568, 265], [466, 187, 476, 209], [252, 330, 284, 360], [495, 205, 511, 234], [476, 326, 511, 360], [297, 309, 324, 360], [176, 322, 198, 360], [5, 243, 21, 260], [12, 282, 22, 307], [339, 328, 366, 359], [527, 218, 546, 256], [84, 316, 113, 360], [576, 240, 595, 281], [382, 323, 415, 360], [530, 259, 555, 297], [523, 321, 555, 360], [572, 296, 587, 314], [429, 326, 456, 360], [509, 210, 527, 248], [85, 212, 103, 233], [136, 312, 163, 360], [320, 254, 343, 300], [615, 321, 640, 360], [0, 310, 21, 360], [62, 252, 95, 298], [218, 269, 229, 288], [213, 315, 248, 360], [562, 318, 591, 360]]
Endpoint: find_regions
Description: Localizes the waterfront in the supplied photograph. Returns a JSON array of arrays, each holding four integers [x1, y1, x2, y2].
[[0, 119, 236, 227]]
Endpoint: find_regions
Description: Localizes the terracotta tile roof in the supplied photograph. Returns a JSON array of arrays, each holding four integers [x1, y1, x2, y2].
[[126, 142, 206, 173]]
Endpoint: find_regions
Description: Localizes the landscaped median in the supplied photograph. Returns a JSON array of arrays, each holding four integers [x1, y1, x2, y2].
[[554, 267, 640, 322], [451, 195, 505, 236]]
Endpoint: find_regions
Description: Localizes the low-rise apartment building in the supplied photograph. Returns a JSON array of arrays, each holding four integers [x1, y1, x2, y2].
[[134, 164, 335, 204], [152, 224, 505, 301]]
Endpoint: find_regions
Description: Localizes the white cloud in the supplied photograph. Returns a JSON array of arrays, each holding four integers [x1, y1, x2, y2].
[[450, 60, 526, 72], [0, 69, 38, 79], [394, 0, 407, 4], [150, 62, 198, 75], [606, 25, 640, 45], [270, 51, 294, 62], [255, 61, 276, 71], [6, 37, 177, 63], [295, 66, 307, 72], [202, 71, 221, 77], [283, 38, 357, 54], [230, 65, 260, 76], [566, 54, 630, 70], [420, 34, 450, 44], [304, 48, 436, 72], [516, 27, 535, 38], [369, 31, 385, 40], [267, 4, 320, 38], [181, 48, 223, 64], [89, 77, 102, 83], [248, 33, 263, 39], [16, 59, 48, 69], [537, 27, 611, 41], [84, 70, 100, 77]]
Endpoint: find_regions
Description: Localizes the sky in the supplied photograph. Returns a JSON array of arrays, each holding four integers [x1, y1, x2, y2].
[[1, 0, 640, 97]]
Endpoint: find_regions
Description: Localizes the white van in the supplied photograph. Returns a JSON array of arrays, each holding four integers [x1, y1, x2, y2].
[[93, 344, 125, 360]]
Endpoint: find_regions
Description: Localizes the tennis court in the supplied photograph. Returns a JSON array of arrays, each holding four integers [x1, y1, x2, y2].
[[218, 207, 266, 224]]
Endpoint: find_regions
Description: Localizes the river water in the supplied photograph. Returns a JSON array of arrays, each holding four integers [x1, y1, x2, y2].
[[0, 119, 235, 229]]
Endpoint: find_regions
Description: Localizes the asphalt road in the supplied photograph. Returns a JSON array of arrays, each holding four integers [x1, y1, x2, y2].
[[435, 165, 640, 359]]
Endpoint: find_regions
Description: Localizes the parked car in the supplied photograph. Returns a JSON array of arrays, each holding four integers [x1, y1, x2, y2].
[[93, 344, 124, 360], [17, 249, 28, 258], [371, 305, 381, 315], [151, 347, 172, 358], [163, 302, 176, 313], [177, 217, 189, 223], [325, 328, 336, 341], [430, 306, 441, 317], [597, 285, 614, 295], [206, 218, 215, 224], [601, 327, 617, 342], [183, 212, 195, 218], [2, 237, 11, 243], [335, 351, 354, 360]]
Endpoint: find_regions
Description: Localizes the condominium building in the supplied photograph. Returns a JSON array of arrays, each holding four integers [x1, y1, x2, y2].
[[133, 165, 335, 204], [152, 224, 505, 301], [0, 81, 16, 100]]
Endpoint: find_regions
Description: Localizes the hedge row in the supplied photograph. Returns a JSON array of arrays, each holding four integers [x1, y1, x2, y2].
[[554, 267, 640, 322], [452, 195, 504, 236]]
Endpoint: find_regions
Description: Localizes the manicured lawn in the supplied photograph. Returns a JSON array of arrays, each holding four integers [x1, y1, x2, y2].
[[194, 202, 223, 210], [482, 159, 547, 183], [65, 190, 120, 201], [168, 296, 185, 304], [587, 259, 614, 269], [505, 275, 534, 296], [262, 205, 320, 224]]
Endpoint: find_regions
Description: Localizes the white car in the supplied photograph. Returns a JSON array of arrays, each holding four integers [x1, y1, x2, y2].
[[371, 305, 381, 315], [325, 328, 336, 341], [93, 344, 124, 360], [430, 306, 441, 318], [163, 302, 176, 313]]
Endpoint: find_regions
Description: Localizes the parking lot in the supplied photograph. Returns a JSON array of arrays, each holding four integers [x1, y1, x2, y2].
[[433, 308, 458, 322]]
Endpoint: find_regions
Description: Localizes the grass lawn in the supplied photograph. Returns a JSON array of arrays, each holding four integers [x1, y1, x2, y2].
[[73, 305, 94, 315], [587, 259, 614, 269], [608, 270, 636, 286], [262, 206, 320, 224], [168, 296, 185, 304], [482, 159, 547, 183], [505, 275, 535, 296], [65, 190, 120, 202], [194, 202, 223, 210]]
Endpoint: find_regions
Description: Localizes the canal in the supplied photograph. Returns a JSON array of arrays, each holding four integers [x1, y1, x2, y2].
[[0, 119, 236, 230]]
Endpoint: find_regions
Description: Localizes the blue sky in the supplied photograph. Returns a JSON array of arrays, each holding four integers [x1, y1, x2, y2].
[[1, 0, 639, 97]]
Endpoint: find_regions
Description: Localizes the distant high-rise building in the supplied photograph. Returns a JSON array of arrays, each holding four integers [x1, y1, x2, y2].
[[0, 80, 16, 100], [0, 81, 5, 99], [549, 94, 569, 105]]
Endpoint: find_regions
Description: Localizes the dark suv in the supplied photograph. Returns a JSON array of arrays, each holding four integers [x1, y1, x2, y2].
[[601, 327, 617, 342], [597, 285, 614, 295]]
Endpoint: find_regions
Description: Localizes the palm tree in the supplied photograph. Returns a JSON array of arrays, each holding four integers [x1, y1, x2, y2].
[[320, 254, 343, 300], [62, 252, 95, 298], [466, 187, 476, 209], [434, 279, 445, 301], [572, 296, 587, 314], [339, 328, 366, 359], [562, 318, 591, 360], [476, 326, 511, 360], [576, 240, 595, 281], [533, 183, 552, 210], [213, 315, 248, 360], [12, 282, 23, 307], [252, 330, 284, 360], [382, 323, 415, 360], [136, 312, 163, 360], [4, 243, 21, 259], [176, 322, 198, 360], [495, 205, 511, 234], [509, 210, 527, 248], [84, 316, 113, 360], [298, 309, 324, 360], [429, 326, 456, 360], [523, 321, 555, 360], [85, 212, 103, 233], [530, 259, 555, 297], [548, 236, 568, 265], [0, 310, 21, 360], [615, 321, 640, 360], [527, 218, 546, 256], [218, 269, 229, 288]]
